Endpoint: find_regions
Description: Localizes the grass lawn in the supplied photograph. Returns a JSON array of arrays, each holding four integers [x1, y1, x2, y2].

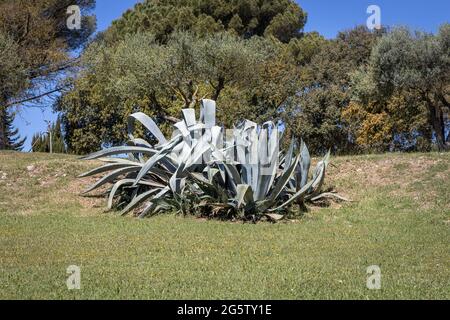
[[0, 151, 449, 299]]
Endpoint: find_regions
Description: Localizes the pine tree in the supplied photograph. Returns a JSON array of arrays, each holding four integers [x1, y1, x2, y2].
[[31, 117, 66, 153], [0, 108, 26, 151]]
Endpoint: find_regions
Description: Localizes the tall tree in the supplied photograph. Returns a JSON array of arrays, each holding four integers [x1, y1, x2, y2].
[[0, 0, 96, 83], [0, 31, 27, 149], [0, 110, 26, 151], [284, 26, 384, 154], [0, 0, 96, 149], [31, 117, 66, 153], [351, 25, 450, 151], [105, 0, 307, 43], [57, 32, 299, 154], [57, 0, 307, 154]]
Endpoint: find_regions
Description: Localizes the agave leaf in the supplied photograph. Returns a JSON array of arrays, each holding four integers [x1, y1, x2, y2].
[[137, 187, 171, 218], [174, 121, 191, 138], [310, 192, 350, 202], [133, 135, 182, 186], [208, 144, 241, 184], [311, 163, 325, 190], [129, 138, 153, 148], [200, 99, 216, 128], [266, 213, 284, 221], [107, 179, 135, 210], [182, 109, 196, 127], [81, 146, 157, 160], [283, 138, 296, 172], [324, 149, 331, 166], [257, 127, 268, 165], [159, 158, 178, 173], [307, 150, 330, 196], [140, 180, 167, 188], [264, 153, 301, 207], [78, 163, 141, 178], [169, 160, 187, 194], [136, 165, 171, 183], [234, 184, 254, 209], [200, 160, 241, 195], [207, 168, 220, 184], [169, 177, 186, 195], [210, 126, 223, 147], [190, 172, 210, 184], [216, 163, 227, 185], [98, 157, 141, 165], [187, 123, 206, 133], [269, 158, 327, 212], [267, 178, 315, 212], [306, 164, 327, 198], [218, 163, 238, 195], [189, 172, 225, 200], [82, 166, 140, 194], [152, 201, 174, 214], [266, 121, 278, 160], [255, 125, 280, 201], [259, 121, 279, 197], [223, 162, 241, 185], [120, 188, 162, 216], [254, 151, 278, 201], [299, 140, 310, 189], [107, 178, 167, 210], [186, 136, 210, 167], [128, 112, 167, 146]]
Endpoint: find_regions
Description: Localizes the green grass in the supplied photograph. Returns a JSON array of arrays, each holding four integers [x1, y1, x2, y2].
[[0, 151, 449, 299]]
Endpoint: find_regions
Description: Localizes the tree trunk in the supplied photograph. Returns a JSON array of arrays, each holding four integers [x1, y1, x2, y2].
[[429, 103, 448, 151], [439, 93, 450, 146], [212, 77, 225, 101], [0, 103, 6, 150]]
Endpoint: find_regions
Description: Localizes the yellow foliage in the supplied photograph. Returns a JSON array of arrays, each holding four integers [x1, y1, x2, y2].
[[342, 101, 393, 150]]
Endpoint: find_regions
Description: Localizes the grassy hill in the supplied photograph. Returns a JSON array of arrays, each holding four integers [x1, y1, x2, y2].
[[0, 151, 449, 299]]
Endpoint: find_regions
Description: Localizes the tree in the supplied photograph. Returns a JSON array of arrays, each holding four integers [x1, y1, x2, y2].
[[287, 32, 326, 67], [106, 0, 306, 43], [343, 93, 432, 152], [351, 25, 450, 151], [0, 31, 27, 102], [284, 26, 384, 154], [57, 31, 299, 153], [0, 0, 96, 149], [56, 0, 309, 154], [31, 117, 66, 153], [0, 31, 28, 149], [0, 0, 96, 82], [0, 110, 26, 151]]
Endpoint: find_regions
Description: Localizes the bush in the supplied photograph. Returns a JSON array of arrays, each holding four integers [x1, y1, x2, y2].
[[80, 100, 345, 222]]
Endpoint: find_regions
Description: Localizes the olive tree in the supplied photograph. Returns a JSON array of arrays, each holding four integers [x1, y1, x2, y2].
[[365, 25, 450, 150]]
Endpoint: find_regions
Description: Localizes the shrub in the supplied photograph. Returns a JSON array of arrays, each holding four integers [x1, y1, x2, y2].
[[80, 100, 344, 221]]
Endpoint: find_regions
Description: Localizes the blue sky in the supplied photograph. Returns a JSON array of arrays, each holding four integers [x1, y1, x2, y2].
[[301, 0, 450, 38], [13, 0, 450, 151]]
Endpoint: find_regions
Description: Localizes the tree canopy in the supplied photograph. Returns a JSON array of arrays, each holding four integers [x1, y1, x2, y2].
[[105, 0, 307, 43], [0, 109, 25, 151], [349, 25, 450, 151], [283, 26, 384, 154], [57, 0, 306, 154], [50, 1, 449, 155], [0, 0, 96, 149], [57, 31, 299, 153], [31, 117, 66, 154]]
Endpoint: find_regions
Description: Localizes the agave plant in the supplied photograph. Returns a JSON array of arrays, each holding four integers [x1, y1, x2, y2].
[[80, 99, 343, 221]]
